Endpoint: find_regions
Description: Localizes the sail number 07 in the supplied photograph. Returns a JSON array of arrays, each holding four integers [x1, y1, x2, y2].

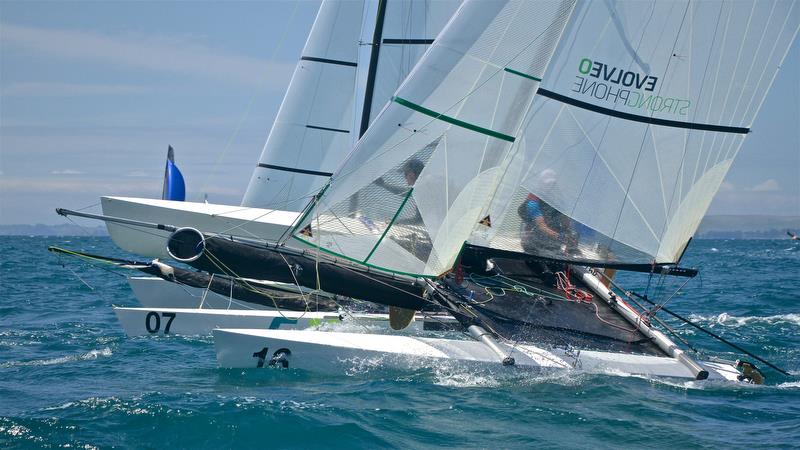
[[145, 311, 176, 334]]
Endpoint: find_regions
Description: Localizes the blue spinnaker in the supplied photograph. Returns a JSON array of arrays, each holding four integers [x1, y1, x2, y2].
[[162, 146, 186, 201]]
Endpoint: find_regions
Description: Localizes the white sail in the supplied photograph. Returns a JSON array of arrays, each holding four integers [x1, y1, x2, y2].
[[479, 0, 800, 266], [242, 0, 364, 212], [293, 0, 577, 277], [243, 0, 461, 213], [356, 0, 461, 136]]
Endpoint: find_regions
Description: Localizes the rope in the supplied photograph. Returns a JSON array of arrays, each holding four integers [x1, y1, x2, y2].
[[647, 275, 693, 317], [202, 248, 311, 314], [60, 259, 95, 290], [554, 270, 593, 303]]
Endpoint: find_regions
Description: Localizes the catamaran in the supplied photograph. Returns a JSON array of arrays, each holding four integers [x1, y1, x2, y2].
[[194, 0, 799, 382], [57, 0, 798, 384], [58, 0, 462, 331]]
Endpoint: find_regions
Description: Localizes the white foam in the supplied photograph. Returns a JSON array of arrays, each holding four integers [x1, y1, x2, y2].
[[432, 365, 501, 387], [0, 347, 112, 368], [0, 423, 30, 437], [688, 313, 800, 327]]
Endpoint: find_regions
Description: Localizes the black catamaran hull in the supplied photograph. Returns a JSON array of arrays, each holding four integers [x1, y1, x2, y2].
[[48, 246, 340, 311], [165, 229, 664, 356], [166, 228, 429, 311], [138, 264, 339, 312]]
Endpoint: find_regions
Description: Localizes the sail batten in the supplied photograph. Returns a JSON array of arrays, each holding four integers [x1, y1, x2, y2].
[[298, 55, 358, 67], [393, 96, 516, 142], [256, 163, 333, 178], [504, 68, 542, 82], [382, 38, 435, 45]]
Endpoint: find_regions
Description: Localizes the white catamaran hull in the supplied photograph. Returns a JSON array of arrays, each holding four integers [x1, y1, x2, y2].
[[128, 276, 274, 310], [101, 196, 299, 258], [212, 329, 742, 382], [114, 307, 456, 337]]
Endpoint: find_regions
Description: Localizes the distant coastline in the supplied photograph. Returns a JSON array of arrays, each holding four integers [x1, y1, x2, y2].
[[695, 215, 799, 239], [0, 224, 108, 236], [0, 214, 797, 238]]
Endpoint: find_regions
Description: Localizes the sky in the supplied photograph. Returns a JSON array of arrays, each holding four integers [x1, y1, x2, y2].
[[0, 1, 798, 226]]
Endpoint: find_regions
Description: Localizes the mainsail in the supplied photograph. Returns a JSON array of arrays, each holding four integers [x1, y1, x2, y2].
[[241, 0, 364, 212], [242, 0, 461, 213], [357, 0, 461, 135], [477, 0, 800, 268], [292, 0, 577, 277]]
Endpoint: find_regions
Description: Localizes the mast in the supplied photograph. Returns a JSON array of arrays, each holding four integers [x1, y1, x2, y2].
[[358, 0, 388, 137]]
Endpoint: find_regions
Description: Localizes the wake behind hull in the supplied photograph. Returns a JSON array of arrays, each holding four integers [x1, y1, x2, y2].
[[212, 329, 743, 382]]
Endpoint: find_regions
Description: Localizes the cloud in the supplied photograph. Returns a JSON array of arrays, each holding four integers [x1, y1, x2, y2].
[[0, 175, 240, 197], [125, 171, 153, 178], [0, 176, 153, 194], [2, 82, 150, 97], [718, 181, 735, 192], [50, 169, 84, 175], [749, 179, 780, 192], [1, 23, 294, 88]]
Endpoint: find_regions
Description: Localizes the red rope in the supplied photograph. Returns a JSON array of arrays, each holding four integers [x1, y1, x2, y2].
[[555, 269, 593, 303]]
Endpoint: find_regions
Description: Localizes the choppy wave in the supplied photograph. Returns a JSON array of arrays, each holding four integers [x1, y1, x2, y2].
[[0, 347, 112, 368], [4, 237, 800, 448], [688, 312, 800, 327]]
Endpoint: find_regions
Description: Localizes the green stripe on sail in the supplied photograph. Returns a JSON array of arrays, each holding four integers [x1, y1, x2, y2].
[[503, 67, 542, 82], [364, 188, 414, 263], [392, 96, 515, 143], [290, 235, 438, 279]]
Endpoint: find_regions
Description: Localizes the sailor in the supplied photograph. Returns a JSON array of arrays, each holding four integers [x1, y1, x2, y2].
[[358, 158, 431, 258], [349, 158, 422, 223], [374, 158, 423, 193], [518, 170, 578, 257], [387, 159, 429, 256]]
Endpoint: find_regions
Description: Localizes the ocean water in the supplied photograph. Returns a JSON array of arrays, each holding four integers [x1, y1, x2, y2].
[[1, 236, 798, 449]]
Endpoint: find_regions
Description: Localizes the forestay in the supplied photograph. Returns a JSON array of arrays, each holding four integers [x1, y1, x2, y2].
[[478, 0, 800, 266], [242, 0, 363, 212], [293, 0, 577, 277]]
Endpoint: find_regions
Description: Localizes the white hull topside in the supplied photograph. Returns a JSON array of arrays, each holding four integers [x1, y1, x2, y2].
[[128, 276, 328, 311], [129, 276, 273, 310], [101, 196, 299, 258], [212, 328, 742, 382], [114, 307, 456, 337]]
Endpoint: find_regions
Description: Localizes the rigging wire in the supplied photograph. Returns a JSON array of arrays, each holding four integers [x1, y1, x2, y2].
[[593, 268, 790, 375], [198, 1, 301, 201]]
